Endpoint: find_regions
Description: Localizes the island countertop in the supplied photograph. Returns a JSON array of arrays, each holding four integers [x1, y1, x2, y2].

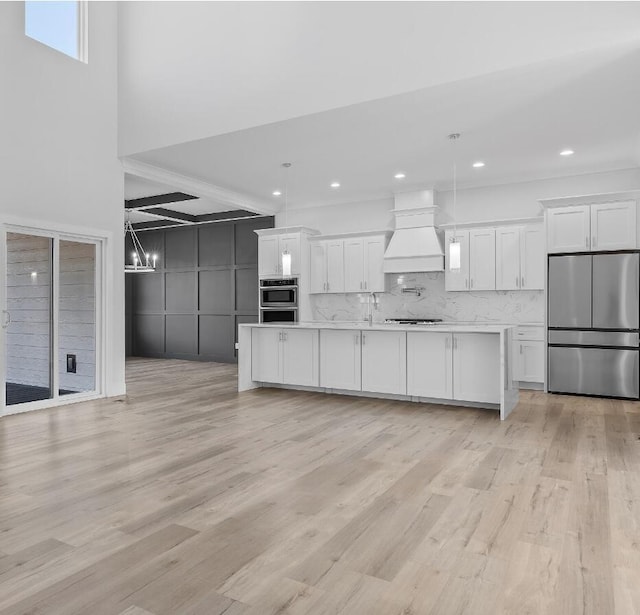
[[238, 321, 515, 334]]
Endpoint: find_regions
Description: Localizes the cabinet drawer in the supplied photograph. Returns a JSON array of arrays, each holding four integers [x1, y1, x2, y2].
[[516, 326, 544, 341]]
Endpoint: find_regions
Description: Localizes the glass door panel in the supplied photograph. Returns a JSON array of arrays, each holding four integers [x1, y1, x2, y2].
[[58, 240, 96, 396], [5, 232, 53, 406]]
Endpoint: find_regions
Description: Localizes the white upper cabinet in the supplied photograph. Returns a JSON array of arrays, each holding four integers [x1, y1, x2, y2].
[[258, 233, 301, 277], [258, 236, 280, 277], [590, 201, 636, 251], [309, 242, 327, 294], [326, 240, 345, 293], [496, 224, 544, 291], [495, 227, 521, 290], [343, 238, 365, 292], [364, 236, 386, 292], [444, 230, 470, 291], [547, 206, 590, 253], [547, 201, 636, 254], [469, 229, 496, 290], [342, 234, 387, 293], [520, 225, 545, 290]]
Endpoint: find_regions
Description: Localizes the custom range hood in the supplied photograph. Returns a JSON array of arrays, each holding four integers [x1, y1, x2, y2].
[[383, 189, 445, 273]]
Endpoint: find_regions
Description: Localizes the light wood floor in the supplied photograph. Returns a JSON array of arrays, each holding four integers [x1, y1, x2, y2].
[[0, 358, 639, 614]]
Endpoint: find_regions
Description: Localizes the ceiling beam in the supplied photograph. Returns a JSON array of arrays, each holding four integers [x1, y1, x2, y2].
[[122, 158, 279, 215], [125, 192, 197, 209], [143, 207, 198, 222]]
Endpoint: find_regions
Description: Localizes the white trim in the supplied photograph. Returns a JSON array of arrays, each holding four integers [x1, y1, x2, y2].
[[309, 230, 391, 242], [3, 391, 107, 417], [539, 189, 640, 209], [0, 231, 5, 412], [439, 216, 544, 229], [52, 237, 60, 402], [122, 158, 278, 216], [254, 226, 319, 237], [77, 0, 88, 64]]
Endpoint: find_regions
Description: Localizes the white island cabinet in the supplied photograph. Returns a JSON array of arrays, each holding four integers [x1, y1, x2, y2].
[[251, 327, 318, 387], [239, 322, 518, 420], [361, 330, 406, 395], [320, 329, 361, 391]]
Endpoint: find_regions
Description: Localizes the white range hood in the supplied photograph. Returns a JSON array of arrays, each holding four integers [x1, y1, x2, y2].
[[383, 189, 445, 273]]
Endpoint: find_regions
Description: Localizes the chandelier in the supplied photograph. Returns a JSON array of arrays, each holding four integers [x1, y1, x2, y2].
[[125, 218, 157, 273]]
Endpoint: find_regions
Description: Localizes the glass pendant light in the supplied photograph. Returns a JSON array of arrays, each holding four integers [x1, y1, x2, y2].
[[281, 162, 292, 277], [448, 133, 461, 271]]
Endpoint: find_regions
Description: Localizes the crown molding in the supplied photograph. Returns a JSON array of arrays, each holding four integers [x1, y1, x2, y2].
[[122, 158, 279, 215]]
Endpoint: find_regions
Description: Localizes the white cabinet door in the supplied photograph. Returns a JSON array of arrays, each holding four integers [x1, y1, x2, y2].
[[258, 236, 280, 277], [453, 333, 500, 404], [344, 238, 365, 292], [495, 227, 521, 290], [279, 234, 301, 275], [326, 240, 345, 293], [469, 229, 496, 290], [591, 201, 636, 251], [364, 236, 385, 292], [520, 225, 544, 290], [310, 242, 327, 294], [518, 340, 544, 383], [251, 327, 282, 383], [445, 230, 470, 291], [361, 330, 407, 395], [282, 328, 319, 387], [320, 329, 361, 391], [547, 206, 590, 253], [406, 332, 453, 399]]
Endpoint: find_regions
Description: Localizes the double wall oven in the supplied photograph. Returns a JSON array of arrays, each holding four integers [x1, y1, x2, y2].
[[259, 278, 298, 323]]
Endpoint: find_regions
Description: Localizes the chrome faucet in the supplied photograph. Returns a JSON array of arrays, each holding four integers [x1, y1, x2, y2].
[[366, 292, 378, 326]]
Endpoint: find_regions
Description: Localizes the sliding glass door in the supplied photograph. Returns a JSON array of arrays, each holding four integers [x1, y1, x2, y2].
[[1, 227, 101, 415]]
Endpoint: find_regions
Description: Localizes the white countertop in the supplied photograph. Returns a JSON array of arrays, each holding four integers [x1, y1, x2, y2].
[[240, 321, 515, 333]]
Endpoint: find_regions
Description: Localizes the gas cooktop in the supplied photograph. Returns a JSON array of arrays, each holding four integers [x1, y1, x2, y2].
[[384, 318, 444, 325]]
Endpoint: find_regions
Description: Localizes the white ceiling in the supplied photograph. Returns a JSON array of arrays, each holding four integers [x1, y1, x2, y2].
[[119, 3, 640, 215]]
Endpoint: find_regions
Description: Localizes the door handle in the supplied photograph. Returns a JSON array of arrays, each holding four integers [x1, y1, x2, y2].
[[1, 310, 10, 329]]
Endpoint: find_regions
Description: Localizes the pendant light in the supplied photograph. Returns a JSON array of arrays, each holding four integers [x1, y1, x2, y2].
[[125, 213, 157, 273], [281, 162, 292, 277], [448, 133, 461, 271]]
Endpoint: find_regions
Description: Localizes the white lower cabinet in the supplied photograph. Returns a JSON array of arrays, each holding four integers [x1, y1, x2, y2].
[[518, 340, 544, 383], [361, 330, 407, 395], [320, 329, 361, 391], [251, 327, 318, 386], [406, 331, 453, 398], [452, 333, 500, 404]]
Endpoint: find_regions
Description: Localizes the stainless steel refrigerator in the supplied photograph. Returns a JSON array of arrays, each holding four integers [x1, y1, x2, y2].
[[548, 251, 640, 399]]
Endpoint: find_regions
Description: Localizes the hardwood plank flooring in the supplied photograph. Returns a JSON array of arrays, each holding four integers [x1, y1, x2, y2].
[[0, 357, 639, 614]]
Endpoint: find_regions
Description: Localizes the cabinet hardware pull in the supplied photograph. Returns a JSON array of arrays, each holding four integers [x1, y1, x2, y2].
[[364, 281, 367, 290], [470, 279, 474, 289], [362, 334, 366, 345], [592, 236, 596, 248], [355, 334, 358, 345], [516, 276, 519, 288], [520, 345, 523, 354], [453, 336, 457, 349], [465, 279, 468, 289], [278, 332, 282, 341], [521, 276, 525, 287], [585, 236, 589, 248]]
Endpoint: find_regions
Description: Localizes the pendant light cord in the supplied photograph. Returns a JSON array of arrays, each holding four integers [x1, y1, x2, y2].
[[448, 133, 460, 236]]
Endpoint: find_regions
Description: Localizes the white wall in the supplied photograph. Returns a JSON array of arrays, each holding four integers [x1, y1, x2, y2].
[[0, 2, 124, 397]]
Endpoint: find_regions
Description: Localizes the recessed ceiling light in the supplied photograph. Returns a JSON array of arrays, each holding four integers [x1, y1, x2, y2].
[[472, 161, 485, 168], [272, 190, 282, 196], [330, 182, 340, 188], [560, 149, 574, 156], [394, 173, 406, 179]]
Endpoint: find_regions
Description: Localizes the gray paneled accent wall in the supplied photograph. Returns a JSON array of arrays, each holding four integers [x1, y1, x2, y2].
[[126, 217, 274, 362]]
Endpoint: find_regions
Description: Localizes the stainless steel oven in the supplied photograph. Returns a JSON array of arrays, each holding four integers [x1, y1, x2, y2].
[[260, 278, 298, 308], [260, 278, 298, 323]]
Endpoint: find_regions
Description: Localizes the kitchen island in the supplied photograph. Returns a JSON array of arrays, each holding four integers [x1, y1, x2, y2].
[[238, 322, 518, 420]]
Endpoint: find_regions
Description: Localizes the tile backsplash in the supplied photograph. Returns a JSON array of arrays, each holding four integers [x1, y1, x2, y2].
[[311, 272, 544, 324]]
